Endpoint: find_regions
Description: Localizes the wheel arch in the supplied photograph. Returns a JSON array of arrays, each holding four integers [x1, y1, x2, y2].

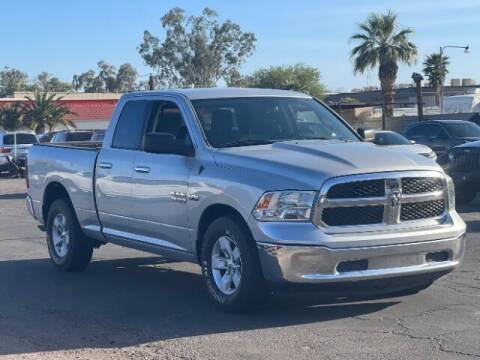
[[42, 181, 72, 223], [196, 203, 253, 263]]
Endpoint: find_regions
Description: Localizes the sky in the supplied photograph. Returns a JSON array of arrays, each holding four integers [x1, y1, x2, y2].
[[1, 0, 479, 92]]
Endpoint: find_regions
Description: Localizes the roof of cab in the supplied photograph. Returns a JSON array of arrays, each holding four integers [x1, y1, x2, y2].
[[122, 87, 311, 101]]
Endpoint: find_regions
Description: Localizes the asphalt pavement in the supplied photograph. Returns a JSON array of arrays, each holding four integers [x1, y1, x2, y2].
[[0, 178, 479, 359]]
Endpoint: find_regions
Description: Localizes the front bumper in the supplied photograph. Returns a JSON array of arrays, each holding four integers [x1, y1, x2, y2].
[[257, 233, 465, 284]]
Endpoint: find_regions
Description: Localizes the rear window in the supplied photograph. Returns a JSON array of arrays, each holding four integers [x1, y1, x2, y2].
[[3, 133, 38, 145], [66, 132, 93, 142]]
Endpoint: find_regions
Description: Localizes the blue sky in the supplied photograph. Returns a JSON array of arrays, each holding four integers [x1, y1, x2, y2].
[[1, 0, 479, 91]]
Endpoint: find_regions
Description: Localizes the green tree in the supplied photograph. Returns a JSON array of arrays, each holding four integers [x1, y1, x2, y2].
[[423, 53, 449, 106], [138, 7, 256, 88], [21, 91, 76, 133], [350, 11, 417, 117], [0, 103, 24, 131], [0, 67, 31, 97], [242, 64, 326, 99], [116, 63, 138, 92], [35, 72, 72, 92], [73, 61, 138, 92]]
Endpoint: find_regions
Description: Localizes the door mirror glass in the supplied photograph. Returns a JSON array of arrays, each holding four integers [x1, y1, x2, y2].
[[144, 133, 194, 156]]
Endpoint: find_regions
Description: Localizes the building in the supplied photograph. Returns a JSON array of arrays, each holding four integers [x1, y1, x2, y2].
[[325, 84, 480, 108], [0, 92, 121, 131]]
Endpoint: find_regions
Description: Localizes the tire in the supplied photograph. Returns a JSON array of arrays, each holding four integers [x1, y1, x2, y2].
[[456, 190, 477, 205], [201, 216, 267, 313], [46, 198, 93, 272]]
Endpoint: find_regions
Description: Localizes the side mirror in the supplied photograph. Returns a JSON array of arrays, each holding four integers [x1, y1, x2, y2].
[[357, 128, 375, 142], [144, 133, 195, 157]]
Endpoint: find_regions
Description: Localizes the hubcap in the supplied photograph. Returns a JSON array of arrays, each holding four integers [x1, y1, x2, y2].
[[211, 234, 242, 295], [52, 214, 69, 258]]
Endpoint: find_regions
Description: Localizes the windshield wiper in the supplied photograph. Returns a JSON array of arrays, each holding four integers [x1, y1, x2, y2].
[[218, 139, 279, 148]]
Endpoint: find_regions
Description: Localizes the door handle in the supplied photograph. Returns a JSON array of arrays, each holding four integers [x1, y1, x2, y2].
[[98, 162, 112, 169], [134, 166, 150, 174]]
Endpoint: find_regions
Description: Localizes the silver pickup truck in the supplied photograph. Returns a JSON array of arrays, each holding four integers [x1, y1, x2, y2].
[[26, 88, 466, 312]]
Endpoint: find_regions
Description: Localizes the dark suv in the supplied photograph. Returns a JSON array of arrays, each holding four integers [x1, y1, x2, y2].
[[404, 120, 480, 165], [447, 140, 480, 204]]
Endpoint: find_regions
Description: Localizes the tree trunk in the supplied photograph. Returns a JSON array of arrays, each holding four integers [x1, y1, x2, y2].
[[378, 62, 398, 119]]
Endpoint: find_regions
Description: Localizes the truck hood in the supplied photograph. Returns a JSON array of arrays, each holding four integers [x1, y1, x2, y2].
[[384, 144, 433, 156], [213, 140, 442, 189]]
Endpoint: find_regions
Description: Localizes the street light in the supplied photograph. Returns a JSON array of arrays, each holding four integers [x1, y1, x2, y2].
[[439, 45, 470, 113]]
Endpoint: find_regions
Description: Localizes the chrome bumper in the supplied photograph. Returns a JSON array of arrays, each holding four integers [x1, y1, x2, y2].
[[257, 233, 465, 284]]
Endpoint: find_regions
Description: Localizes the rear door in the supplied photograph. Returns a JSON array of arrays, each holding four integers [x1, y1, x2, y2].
[[95, 100, 149, 239], [129, 99, 195, 252]]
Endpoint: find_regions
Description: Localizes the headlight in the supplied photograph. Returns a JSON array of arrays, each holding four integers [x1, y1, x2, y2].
[[445, 175, 455, 210], [448, 153, 455, 161], [252, 191, 316, 221]]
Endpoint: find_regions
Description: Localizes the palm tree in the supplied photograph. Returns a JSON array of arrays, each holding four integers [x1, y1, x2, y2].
[[350, 11, 417, 118], [20, 91, 76, 133], [0, 103, 24, 131], [423, 53, 449, 106]]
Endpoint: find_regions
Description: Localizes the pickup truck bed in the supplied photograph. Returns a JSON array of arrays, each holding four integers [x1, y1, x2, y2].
[[27, 143, 102, 240]]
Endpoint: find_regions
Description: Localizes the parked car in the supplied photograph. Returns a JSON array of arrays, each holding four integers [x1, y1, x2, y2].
[[404, 120, 480, 164], [90, 130, 106, 142], [50, 129, 105, 143], [0, 155, 19, 177], [372, 130, 437, 161], [38, 131, 60, 143], [446, 140, 480, 204], [26, 88, 466, 313], [0, 131, 38, 176]]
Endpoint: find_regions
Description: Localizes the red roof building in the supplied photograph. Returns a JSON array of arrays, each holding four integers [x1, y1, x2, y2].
[[0, 92, 121, 131]]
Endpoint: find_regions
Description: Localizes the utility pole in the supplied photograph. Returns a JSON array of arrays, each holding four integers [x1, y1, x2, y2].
[[149, 75, 155, 91], [412, 72, 424, 121], [438, 45, 470, 113]]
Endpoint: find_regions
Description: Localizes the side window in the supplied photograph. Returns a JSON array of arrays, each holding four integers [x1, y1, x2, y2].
[[112, 100, 150, 150], [406, 124, 428, 137], [143, 101, 191, 147], [428, 125, 448, 138]]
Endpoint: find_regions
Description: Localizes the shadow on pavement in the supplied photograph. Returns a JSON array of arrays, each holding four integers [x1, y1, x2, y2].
[[0, 192, 26, 200], [0, 256, 398, 355]]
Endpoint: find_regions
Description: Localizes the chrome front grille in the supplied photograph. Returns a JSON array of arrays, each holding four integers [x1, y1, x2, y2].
[[314, 171, 447, 232], [449, 148, 480, 170]]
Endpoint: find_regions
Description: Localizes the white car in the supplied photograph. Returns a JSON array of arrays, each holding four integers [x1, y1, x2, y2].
[[373, 130, 437, 161]]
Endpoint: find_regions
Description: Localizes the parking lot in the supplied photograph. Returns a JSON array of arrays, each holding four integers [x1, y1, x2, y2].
[[0, 178, 479, 359]]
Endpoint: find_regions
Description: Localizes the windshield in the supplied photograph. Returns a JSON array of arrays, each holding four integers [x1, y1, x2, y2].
[[374, 132, 411, 145], [445, 122, 480, 138], [3, 133, 38, 145], [191, 97, 358, 147]]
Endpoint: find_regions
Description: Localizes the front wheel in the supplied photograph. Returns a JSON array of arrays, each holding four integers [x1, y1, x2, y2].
[[201, 216, 267, 313], [46, 198, 93, 271]]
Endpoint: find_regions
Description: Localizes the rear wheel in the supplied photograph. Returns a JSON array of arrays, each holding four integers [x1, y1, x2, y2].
[[201, 216, 267, 313], [46, 198, 93, 271]]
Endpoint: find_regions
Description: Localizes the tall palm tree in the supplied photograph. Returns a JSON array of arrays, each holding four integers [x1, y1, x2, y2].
[[0, 103, 24, 131], [423, 53, 449, 106], [350, 11, 417, 118], [20, 91, 76, 133]]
